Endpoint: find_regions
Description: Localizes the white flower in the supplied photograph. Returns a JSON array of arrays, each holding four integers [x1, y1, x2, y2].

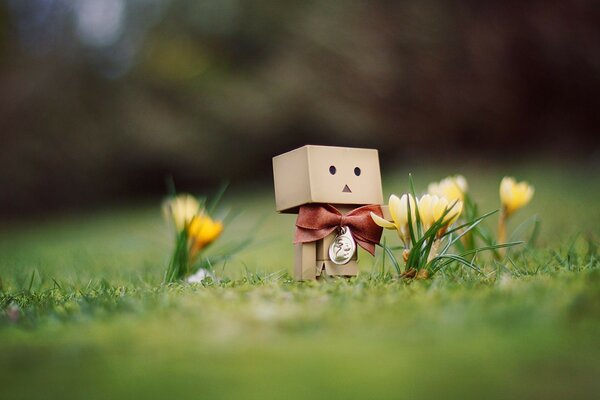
[[186, 269, 217, 283]]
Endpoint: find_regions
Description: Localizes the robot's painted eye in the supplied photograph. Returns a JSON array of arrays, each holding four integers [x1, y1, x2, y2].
[[329, 165, 336, 175], [354, 167, 361, 176]]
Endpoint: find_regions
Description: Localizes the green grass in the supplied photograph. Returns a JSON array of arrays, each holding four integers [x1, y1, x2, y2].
[[1, 163, 599, 399]]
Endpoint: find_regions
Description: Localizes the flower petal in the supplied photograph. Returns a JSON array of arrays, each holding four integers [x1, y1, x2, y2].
[[418, 194, 434, 228], [370, 212, 396, 229], [388, 194, 402, 226]]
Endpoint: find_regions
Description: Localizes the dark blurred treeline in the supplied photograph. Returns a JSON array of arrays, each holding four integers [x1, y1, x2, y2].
[[0, 0, 599, 214]]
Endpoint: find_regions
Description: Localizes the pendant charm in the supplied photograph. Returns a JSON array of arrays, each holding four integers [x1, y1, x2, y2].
[[328, 226, 356, 265]]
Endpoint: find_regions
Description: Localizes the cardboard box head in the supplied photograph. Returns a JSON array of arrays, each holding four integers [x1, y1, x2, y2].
[[273, 145, 384, 213]]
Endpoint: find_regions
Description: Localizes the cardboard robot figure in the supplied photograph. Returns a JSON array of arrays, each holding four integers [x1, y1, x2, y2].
[[272, 145, 387, 280]]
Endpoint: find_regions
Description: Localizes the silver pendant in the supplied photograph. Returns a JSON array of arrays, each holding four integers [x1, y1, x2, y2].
[[328, 226, 356, 265]]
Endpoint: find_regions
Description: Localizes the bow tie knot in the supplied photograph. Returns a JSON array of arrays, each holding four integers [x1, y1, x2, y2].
[[339, 214, 347, 228], [294, 204, 384, 256]]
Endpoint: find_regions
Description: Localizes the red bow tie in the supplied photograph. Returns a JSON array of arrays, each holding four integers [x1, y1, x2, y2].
[[294, 204, 384, 256]]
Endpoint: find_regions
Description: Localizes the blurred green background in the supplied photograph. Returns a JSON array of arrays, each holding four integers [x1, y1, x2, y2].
[[0, 0, 599, 215]]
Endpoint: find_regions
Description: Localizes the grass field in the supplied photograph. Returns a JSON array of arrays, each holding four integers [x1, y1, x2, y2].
[[1, 163, 599, 400]]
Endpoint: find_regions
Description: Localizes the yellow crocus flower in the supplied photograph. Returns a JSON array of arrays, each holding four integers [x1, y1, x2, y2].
[[418, 194, 436, 230], [499, 177, 534, 216], [372, 192, 464, 244], [419, 194, 463, 230], [371, 194, 416, 245], [428, 175, 468, 201], [188, 214, 224, 251], [162, 194, 201, 231], [497, 176, 534, 251], [446, 199, 463, 226]]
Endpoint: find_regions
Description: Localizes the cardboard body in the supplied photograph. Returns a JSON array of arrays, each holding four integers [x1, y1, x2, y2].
[[273, 145, 386, 281], [293, 205, 390, 281], [294, 205, 360, 280]]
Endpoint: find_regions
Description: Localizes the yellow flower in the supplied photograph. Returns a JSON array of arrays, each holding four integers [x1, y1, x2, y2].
[[162, 194, 201, 231], [444, 198, 463, 226], [500, 177, 534, 216], [427, 175, 468, 201], [418, 194, 463, 230], [372, 192, 464, 244], [187, 214, 223, 251], [371, 194, 416, 245], [417, 194, 436, 230]]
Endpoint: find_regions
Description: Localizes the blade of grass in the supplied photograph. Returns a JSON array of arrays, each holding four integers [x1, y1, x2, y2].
[[27, 269, 36, 292], [381, 242, 401, 275], [406, 192, 417, 246], [165, 174, 176, 197], [430, 254, 482, 274], [445, 216, 487, 249], [528, 215, 541, 247], [408, 174, 423, 238], [206, 181, 229, 215], [444, 209, 498, 237], [51, 277, 63, 290], [509, 213, 540, 244], [457, 242, 523, 258], [381, 236, 387, 277]]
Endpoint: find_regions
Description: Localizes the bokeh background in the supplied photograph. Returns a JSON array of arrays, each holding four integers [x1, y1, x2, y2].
[[1, 4, 600, 399], [1, 0, 599, 216]]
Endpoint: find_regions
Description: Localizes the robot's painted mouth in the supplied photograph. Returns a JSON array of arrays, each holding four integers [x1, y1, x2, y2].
[[342, 184, 352, 193]]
